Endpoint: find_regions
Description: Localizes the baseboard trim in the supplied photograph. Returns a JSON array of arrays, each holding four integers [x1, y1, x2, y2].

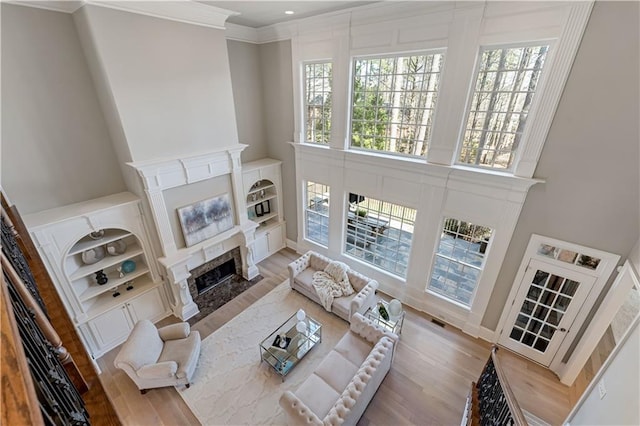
[[478, 326, 496, 343], [286, 239, 298, 252]]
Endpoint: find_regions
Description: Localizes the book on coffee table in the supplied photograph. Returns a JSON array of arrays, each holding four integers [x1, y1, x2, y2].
[[272, 335, 291, 349]]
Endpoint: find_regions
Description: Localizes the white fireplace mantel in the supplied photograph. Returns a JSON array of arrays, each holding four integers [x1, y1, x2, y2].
[[127, 145, 260, 320]]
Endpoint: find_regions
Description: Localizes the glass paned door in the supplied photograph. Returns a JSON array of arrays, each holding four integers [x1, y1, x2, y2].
[[499, 259, 596, 366]]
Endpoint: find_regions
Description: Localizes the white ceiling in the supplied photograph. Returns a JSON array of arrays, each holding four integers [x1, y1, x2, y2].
[[200, 1, 374, 28]]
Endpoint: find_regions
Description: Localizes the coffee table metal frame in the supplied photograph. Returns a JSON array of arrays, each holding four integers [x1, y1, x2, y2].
[[259, 312, 322, 381]]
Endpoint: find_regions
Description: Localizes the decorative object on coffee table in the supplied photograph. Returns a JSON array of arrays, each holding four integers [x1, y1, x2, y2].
[[260, 311, 322, 381]]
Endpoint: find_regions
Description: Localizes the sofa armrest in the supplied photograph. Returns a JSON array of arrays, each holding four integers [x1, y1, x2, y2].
[[288, 252, 311, 282], [137, 361, 178, 379], [279, 391, 323, 426], [158, 322, 190, 341], [350, 281, 378, 319], [350, 313, 398, 345]]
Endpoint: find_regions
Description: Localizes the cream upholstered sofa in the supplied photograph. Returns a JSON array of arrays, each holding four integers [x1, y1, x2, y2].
[[279, 313, 397, 425], [114, 320, 201, 393], [288, 251, 378, 322]]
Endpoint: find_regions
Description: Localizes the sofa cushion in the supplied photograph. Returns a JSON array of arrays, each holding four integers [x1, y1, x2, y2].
[[332, 294, 355, 320], [295, 373, 340, 419], [294, 267, 317, 293], [334, 331, 373, 367], [314, 351, 360, 393]]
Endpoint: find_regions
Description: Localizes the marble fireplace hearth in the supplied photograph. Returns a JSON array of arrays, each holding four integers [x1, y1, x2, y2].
[[186, 247, 262, 324]]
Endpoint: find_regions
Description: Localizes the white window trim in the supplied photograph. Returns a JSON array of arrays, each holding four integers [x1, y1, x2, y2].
[[455, 41, 554, 172], [289, 2, 593, 178], [347, 50, 446, 159], [303, 181, 330, 247], [302, 60, 333, 145]]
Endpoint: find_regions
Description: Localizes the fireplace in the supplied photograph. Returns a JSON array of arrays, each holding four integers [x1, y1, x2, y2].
[[195, 258, 235, 295], [187, 247, 242, 306]]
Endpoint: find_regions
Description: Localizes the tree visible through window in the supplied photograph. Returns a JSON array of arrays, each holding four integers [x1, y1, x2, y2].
[[304, 62, 332, 144], [350, 53, 444, 156], [305, 182, 329, 246], [429, 218, 493, 306], [458, 45, 549, 169]]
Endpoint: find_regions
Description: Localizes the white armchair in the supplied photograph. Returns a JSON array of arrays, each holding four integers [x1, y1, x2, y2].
[[114, 320, 201, 394]]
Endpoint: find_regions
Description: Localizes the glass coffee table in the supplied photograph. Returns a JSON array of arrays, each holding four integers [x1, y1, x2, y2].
[[259, 312, 322, 381]]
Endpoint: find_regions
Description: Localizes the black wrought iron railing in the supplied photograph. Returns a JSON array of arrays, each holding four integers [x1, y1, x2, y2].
[[5, 269, 90, 425], [464, 346, 527, 426]]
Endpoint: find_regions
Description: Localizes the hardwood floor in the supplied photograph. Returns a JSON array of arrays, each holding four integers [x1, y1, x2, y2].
[[97, 248, 587, 425]]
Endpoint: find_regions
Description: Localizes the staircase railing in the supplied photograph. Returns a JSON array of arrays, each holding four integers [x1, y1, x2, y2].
[[463, 346, 527, 426]]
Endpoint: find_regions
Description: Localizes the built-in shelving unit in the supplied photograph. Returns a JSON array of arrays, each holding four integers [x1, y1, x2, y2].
[[242, 159, 286, 263], [24, 192, 170, 362]]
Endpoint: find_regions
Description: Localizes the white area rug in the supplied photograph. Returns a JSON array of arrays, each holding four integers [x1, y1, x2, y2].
[[178, 281, 349, 425]]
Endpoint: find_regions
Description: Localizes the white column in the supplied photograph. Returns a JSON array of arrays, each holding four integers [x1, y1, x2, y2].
[[144, 188, 178, 255]]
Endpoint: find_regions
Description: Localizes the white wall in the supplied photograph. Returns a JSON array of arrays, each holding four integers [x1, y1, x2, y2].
[[259, 40, 297, 240], [566, 318, 640, 425], [227, 40, 268, 163], [484, 1, 640, 329], [75, 4, 240, 162], [1, 4, 126, 214]]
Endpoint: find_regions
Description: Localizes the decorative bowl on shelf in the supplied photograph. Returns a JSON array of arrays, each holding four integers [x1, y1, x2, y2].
[[106, 239, 127, 256], [81, 246, 105, 265], [88, 230, 105, 240]]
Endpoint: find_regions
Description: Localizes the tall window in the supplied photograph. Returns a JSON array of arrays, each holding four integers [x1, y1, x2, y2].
[[345, 194, 415, 278], [429, 218, 493, 306], [350, 52, 444, 156], [304, 62, 332, 144], [305, 182, 330, 246], [458, 45, 549, 169]]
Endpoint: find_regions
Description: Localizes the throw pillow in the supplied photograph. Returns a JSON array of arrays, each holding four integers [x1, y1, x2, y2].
[[324, 261, 350, 286]]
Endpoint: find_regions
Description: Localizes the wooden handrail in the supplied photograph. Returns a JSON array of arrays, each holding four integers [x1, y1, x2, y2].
[[1, 275, 44, 426], [490, 345, 527, 426], [1, 192, 121, 424]]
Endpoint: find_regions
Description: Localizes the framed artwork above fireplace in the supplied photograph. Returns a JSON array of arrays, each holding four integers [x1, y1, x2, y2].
[[177, 193, 234, 247]]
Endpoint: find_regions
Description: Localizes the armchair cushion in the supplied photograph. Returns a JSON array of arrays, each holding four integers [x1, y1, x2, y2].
[[137, 361, 178, 379], [158, 322, 190, 341], [115, 319, 164, 371], [158, 330, 201, 379]]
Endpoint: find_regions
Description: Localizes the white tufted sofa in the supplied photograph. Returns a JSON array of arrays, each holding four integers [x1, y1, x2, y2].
[[288, 251, 379, 322], [279, 313, 397, 426]]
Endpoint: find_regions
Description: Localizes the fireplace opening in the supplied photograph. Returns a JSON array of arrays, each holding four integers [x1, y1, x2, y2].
[[195, 258, 235, 295]]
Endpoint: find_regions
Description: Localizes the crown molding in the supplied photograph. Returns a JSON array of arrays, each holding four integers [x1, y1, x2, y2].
[[6, 1, 84, 13], [224, 22, 259, 44], [84, 1, 238, 29], [8, 0, 238, 29]]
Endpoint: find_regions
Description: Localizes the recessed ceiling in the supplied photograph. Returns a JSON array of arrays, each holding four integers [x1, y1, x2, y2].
[[200, 1, 374, 28]]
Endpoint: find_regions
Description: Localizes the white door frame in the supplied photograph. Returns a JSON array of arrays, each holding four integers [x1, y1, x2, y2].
[[498, 259, 597, 366], [557, 259, 640, 385], [494, 234, 620, 373]]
